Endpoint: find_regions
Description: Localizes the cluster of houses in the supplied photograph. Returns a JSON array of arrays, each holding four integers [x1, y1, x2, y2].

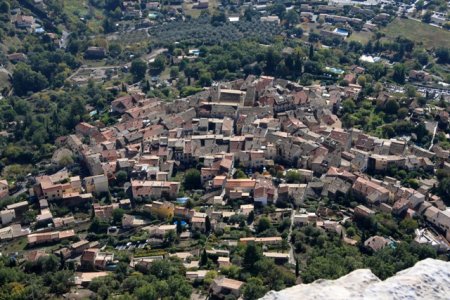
[[1, 70, 450, 297]]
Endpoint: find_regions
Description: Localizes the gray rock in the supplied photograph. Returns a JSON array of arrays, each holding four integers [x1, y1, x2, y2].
[[260, 259, 450, 300]]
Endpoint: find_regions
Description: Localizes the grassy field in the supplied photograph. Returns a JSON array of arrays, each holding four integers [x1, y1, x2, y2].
[[1, 236, 27, 254], [381, 17, 450, 49], [63, 0, 103, 33], [348, 31, 373, 44]]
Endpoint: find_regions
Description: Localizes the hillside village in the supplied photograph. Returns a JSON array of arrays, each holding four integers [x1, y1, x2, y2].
[[1, 74, 450, 298], [0, 0, 450, 299]]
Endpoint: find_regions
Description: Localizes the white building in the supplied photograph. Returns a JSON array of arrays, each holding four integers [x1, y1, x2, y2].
[[0, 209, 15, 225]]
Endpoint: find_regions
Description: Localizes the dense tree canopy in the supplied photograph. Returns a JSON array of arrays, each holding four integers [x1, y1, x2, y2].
[[12, 63, 48, 96], [131, 59, 148, 82], [183, 169, 202, 190]]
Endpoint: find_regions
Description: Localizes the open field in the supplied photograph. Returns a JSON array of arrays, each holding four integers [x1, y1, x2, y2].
[[348, 31, 373, 44], [63, 0, 89, 18], [0, 236, 27, 253], [63, 0, 103, 33], [381, 18, 450, 49]]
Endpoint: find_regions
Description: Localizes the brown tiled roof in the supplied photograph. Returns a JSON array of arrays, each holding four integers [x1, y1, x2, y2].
[[225, 179, 256, 189]]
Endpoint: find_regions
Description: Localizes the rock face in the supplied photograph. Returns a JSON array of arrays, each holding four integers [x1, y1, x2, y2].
[[260, 258, 450, 300]]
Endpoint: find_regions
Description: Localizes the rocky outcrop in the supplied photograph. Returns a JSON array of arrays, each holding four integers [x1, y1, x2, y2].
[[260, 258, 450, 300]]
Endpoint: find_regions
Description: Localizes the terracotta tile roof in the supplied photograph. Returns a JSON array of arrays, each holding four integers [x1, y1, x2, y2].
[[225, 179, 256, 189]]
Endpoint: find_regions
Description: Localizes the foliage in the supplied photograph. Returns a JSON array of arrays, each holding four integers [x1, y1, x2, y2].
[[150, 55, 166, 75], [130, 59, 148, 82], [285, 170, 301, 183], [294, 221, 437, 284], [256, 217, 272, 234], [234, 169, 248, 179], [12, 63, 48, 96], [112, 208, 125, 225], [200, 248, 208, 266], [183, 169, 202, 190], [392, 63, 405, 84], [436, 47, 450, 64], [148, 15, 281, 45], [89, 217, 109, 233], [116, 170, 128, 185], [437, 176, 450, 206], [242, 277, 268, 300], [205, 215, 211, 233], [243, 242, 262, 271]]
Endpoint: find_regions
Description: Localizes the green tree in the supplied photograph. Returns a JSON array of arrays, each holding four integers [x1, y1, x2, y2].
[[183, 169, 202, 190], [176, 220, 183, 235], [185, 199, 194, 209], [416, 52, 429, 66], [436, 48, 450, 64], [22, 210, 37, 225], [309, 44, 314, 59], [0, 0, 10, 14], [200, 248, 208, 266], [346, 227, 356, 237], [102, 17, 116, 33], [116, 170, 128, 185], [134, 284, 157, 300], [31, 127, 49, 146], [422, 10, 432, 23], [405, 85, 417, 98], [58, 155, 74, 167], [167, 275, 192, 298], [342, 99, 356, 114], [243, 242, 262, 271], [385, 99, 400, 115], [399, 218, 418, 235], [205, 215, 211, 233], [392, 64, 405, 84], [257, 217, 272, 233], [44, 270, 74, 294], [211, 12, 227, 26], [265, 48, 281, 75], [438, 176, 450, 205], [164, 230, 177, 247], [198, 71, 212, 87], [151, 55, 166, 75], [285, 10, 299, 27], [247, 210, 255, 225], [109, 43, 122, 58], [130, 59, 147, 82], [170, 66, 179, 78], [285, 170, 301, 183], [12, 63, 48, 96], [105, 0, 122, 11], [112, 208, 125, 225], [89, 217, 109, 233], [242, 277, 268, 300], [234, 169, 248, 179], [270, 3, 286, 19]]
